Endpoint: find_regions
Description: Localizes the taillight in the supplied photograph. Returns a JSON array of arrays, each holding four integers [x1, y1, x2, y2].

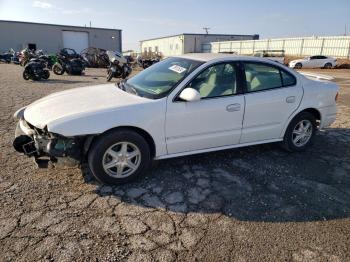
[[335, 92, 339, 102]]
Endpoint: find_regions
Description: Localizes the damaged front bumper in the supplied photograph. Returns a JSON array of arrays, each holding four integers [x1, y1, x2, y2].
[[13, 116, 84, 168]]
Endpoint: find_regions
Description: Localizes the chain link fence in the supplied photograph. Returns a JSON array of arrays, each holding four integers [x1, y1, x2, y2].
[[202, 36, 350, 58]]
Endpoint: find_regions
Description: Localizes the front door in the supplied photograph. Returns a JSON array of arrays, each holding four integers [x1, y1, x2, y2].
[[165, 62, 244, 154]]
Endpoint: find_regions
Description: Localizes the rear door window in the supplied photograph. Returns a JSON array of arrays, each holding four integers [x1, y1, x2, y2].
[[243, 62, 296, 93]]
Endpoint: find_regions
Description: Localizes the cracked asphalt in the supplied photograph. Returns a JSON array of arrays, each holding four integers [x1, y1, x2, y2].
[[0, 64, 350, 261]]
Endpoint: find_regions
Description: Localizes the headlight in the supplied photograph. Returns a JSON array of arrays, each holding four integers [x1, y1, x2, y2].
[[13, 107, 26, 120]]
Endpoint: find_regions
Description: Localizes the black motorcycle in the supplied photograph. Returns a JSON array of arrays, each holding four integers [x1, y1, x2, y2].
[[137, 55, 160, 69], [0, 50, 13, 63], [106, 51, 132, 81], [52, 48, 85, 75], [22, 58, 50, 81], [37, 55, 55, 70]]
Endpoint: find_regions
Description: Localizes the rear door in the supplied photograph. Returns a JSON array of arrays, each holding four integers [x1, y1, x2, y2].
[[317, 56, 329, 67], [240, 61, 303, 143], [305, 56, 315, 68]]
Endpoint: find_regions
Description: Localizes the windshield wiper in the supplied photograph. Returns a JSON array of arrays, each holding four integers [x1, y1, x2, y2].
[[116, 80, 126, 91], [128, 85, 139, 96], [116, 80, 140, 96]]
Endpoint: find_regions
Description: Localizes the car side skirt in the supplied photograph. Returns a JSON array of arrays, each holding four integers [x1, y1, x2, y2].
[[155, 138, 282, 160]]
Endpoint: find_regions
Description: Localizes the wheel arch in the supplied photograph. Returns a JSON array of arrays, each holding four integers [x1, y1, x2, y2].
[[281, 107, 321, 137], [84, 126, 156, 159], [300, 108, 321, 123]]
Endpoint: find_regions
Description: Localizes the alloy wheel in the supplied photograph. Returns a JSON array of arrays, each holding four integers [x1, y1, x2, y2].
[[292, 120, 313, 147], [102, 142, 141, 178]]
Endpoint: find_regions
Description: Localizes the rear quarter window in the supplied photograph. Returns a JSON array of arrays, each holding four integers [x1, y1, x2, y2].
[[281, 70, 296, 86]]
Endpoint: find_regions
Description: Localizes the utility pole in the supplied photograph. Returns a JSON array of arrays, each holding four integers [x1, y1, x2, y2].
[[203, 27, 210, 34], [345, 24, 347, 36]]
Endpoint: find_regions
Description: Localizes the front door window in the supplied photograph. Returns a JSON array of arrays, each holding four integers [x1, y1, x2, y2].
[[188, 63, 238, 98]]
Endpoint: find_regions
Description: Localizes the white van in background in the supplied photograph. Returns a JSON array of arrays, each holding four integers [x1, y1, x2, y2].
[[253, 50, 285, 64]]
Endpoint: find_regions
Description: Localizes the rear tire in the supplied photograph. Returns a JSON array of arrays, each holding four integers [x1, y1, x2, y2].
[[281, 112, 316, 152], [324, 63, 332, 69], [42, 69, 50, 80], [88, 129, 151, 185]]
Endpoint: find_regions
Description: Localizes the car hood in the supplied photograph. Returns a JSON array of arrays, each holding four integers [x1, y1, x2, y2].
[[24, 84, 149, 129]]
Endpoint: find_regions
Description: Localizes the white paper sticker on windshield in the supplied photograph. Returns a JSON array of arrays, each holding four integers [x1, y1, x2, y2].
[[169, 65, 186, 74]]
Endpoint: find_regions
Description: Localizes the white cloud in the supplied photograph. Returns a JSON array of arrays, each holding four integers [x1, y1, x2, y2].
[[32, 1, 53, 9], [32, 1, 92, 15], [61, 8, 92, 15], [134, 17, 199, 29]]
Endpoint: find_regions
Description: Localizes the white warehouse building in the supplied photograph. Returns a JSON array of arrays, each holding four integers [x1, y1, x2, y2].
[[0, 20, 122, 53], [140, 33, 259, 57]]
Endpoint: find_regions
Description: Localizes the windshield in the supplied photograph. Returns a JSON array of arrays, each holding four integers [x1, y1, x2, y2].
[[125, 57, 203, 99], [65, 49, 76, 55]]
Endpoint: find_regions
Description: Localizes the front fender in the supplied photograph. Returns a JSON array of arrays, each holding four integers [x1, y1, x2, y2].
[[47, 103, 167, 157]]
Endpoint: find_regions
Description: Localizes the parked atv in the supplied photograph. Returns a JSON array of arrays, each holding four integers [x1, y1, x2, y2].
[[0, 51, 12, 63], [22, 58, 50, 81], [19, 48, 37, 66], [106, 51, 132, 81], [136, 55, 160, 69], [80, 47, 109, 68], [52, 48, 85, 75], [9, 49, 20, 64]]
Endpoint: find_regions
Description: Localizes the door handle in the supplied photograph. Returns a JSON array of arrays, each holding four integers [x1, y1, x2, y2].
[[226, 103, 241, 112], [286, 96, 296, 103]]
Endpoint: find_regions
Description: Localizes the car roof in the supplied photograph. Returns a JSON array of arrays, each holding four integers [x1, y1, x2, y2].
[[174, 53, 282, 63], [175, 53, 238, 62], [174, 53, 299, 76]]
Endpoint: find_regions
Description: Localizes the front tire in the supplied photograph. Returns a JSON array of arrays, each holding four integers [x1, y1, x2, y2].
[[52, 63, 64, 75], [22, 70, 30, 80], [294, 63, 302, 69], [88, 129, 151, 185], [20, 60, 28, 67], [106, 69, 113, 82], [281, 112, 316, 152]]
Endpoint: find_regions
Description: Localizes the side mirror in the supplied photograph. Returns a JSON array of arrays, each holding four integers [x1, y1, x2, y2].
[[179, 88, 201, 102]]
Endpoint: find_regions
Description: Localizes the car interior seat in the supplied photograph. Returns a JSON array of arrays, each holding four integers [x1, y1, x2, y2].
[[245, 71, 261, 92], [198, 66, 235, 97], [197, 69, 217, 97], [246, 70, 282, 92]]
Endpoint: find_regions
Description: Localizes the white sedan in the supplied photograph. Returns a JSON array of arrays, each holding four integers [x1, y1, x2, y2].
[[289, 55, 337, 69], [13, 53, 339, 185]]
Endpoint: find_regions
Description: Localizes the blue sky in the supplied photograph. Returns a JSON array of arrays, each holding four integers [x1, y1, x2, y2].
[[0, 0, 349, 50]]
